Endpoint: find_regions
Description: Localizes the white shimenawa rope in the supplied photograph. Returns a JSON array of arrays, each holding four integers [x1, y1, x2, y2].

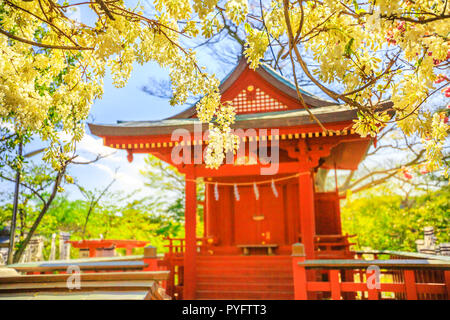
[[233, 184, 240, 201], [253, 182, 259, 200], [271, 179, 279, 198], [214, 183, 219, 201], [186, 173, 306, 186]]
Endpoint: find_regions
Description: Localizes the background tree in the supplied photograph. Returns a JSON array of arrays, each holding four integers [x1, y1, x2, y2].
[[341, 182, 450, 252], [140, 154, 205, 229], [0, 190, 188, 259], [0, 149, 109, 262], [76, 173, 117, 238], [0, 158, 71, 262]]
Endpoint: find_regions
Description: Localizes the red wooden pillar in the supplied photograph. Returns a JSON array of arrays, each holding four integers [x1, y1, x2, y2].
[[184, 172, 197, 300], [292, 243, 307, 300], [298, 170, 316, 259]]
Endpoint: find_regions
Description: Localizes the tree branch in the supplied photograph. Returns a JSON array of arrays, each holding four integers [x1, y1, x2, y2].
[[0, 28, 93, 51]]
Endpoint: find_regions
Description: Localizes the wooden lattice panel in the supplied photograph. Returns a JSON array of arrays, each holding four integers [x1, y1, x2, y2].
[[231, 87, 288, 114]]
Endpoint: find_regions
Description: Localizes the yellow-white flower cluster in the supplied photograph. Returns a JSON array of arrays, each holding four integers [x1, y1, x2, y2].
[[1, 0, 449, 174], [240, 0, 449, 174], [0, 0, 240, 169]]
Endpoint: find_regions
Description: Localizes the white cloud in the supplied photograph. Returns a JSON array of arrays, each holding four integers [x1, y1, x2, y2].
[[91, 162, 116, 177], [57, 134, 151, 200], [75, 147, 146, 191], [75, 134, 116, 157]]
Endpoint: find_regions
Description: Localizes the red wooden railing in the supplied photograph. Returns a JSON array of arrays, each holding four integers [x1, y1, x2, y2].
[[295, 234, 356, 258], [161, 235, 355, 299], [163, 236, 216, 256], [314, 234, 356, 258], [292, 244, 450, 300], [161, 237, 216, 299], [356, 249, 450, 300]]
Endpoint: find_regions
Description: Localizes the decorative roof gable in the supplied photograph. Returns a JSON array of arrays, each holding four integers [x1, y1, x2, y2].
[[229, 86, 288, 114], [169, 57, 336, 119]]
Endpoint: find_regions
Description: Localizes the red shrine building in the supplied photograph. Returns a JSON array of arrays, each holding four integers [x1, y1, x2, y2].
[[89, 59, 380, 299]]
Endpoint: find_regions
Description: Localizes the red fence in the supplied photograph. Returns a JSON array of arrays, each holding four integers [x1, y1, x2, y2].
[[161, 236, 220, 299], [314, 234, 356, 259], [292, 245, 450, 300]]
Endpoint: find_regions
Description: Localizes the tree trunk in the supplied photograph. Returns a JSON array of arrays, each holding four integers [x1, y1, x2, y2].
[[13, 169, 65, 263], [7, 142, 22, 265]]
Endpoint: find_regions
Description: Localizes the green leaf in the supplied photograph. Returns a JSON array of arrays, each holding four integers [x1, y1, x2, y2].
[[344, 38, 355, 57]]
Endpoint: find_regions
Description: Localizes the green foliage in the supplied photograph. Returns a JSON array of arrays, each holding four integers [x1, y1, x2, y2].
[[140, 154, 205, 223], [0, 193, 187, 259], [0, 155, 206, 260], [342, 185, 450, 252]]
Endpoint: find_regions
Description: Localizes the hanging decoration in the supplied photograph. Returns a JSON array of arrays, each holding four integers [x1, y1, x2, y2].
[[186, 173, 307, 202], [233, 184, 240, 201], [271, 179, 278, 198], [253, 182, 259, 200], [214, 183, 219, 201]]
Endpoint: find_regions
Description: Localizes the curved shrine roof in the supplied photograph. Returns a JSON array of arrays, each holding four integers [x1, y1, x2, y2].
[[89, 104, 363, 137]]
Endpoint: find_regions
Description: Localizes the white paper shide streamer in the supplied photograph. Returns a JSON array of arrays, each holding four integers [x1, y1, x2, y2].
[[214, 183, 219, 201], [271, 179, 278, 198], [253, 182, 259, 200], [233, 184, 240, 201]]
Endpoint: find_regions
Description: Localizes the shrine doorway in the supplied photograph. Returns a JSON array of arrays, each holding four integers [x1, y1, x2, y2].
[[233, 185, 286, 246]]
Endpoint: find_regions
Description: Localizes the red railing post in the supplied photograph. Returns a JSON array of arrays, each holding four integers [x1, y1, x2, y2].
[[367, 286, 379, 300], [329, 269, 341, 300], [143, 245, 158, 271], [404, 269, 418, 300], [292, 243, 307, 300], [366, 268, 379, 300], [444, 270, 450, 299]]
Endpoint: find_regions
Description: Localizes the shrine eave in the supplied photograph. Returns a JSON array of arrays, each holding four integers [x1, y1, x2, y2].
[[89, 103, 388, 138]]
